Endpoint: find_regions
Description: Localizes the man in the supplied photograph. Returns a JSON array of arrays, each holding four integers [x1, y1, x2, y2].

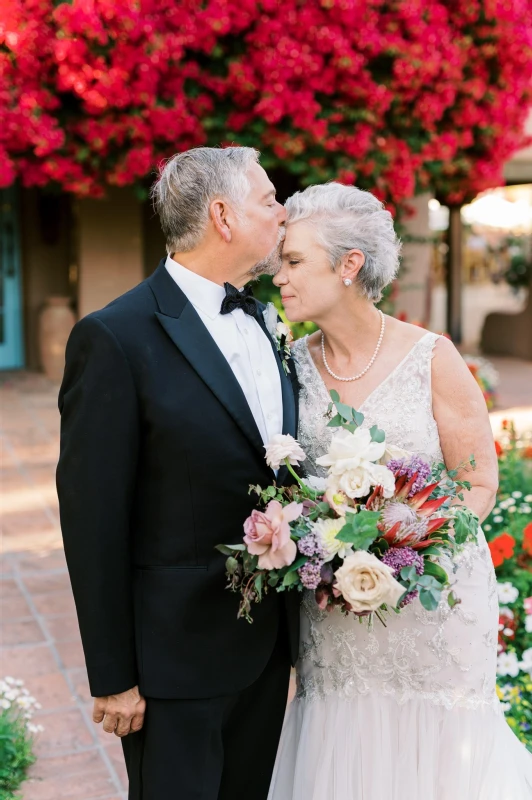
[[56, 147, 299, 799]]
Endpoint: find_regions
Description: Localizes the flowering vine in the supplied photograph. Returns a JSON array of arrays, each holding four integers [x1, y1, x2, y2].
[[1, 0, 531, 207]]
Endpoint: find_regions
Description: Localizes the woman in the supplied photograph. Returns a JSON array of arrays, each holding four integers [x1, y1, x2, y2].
[[268, 183, 532, 799]]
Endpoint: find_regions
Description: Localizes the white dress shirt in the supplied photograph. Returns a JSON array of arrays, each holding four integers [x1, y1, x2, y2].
[[165, 256, 283, 445]]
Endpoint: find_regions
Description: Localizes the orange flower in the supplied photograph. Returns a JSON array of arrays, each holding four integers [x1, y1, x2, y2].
[[523, 523, 532, 556], [502, 419, 509, 430], [524, 445, 532, 459], [488, 532, 515, 568], [494, 440, 503, 457]]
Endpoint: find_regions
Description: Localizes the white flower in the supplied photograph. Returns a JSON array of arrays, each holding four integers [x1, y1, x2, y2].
[[263, 303, 279, 336], [525, 616, 532, 633], [525, 494, 532, 503], [366, 462, 396, 498], [317, 427, 387, 474], [492, 507, 501, 515], [499, 606, 515, 619], [493, 516, 503, 523], [484, 524, 492, 531], [312, 518, 353, 562], [333, 467, 373, 500], [503, 628, 514, 637], [497, 650, 520, 677], [301, 475, 328, 493], [275, 322, 292, 342], [27, 723, 44, 734], [512, 491, 522, 499], [520, 505, 531, 515], [497, 582, 519, 604], [0, 699, 11, 710], [264, 434, 306, 471], [381, 443, 411, 465], [520, 648, 532, 675], [334, 551, 405, 613], [500, 702, 512, 713]]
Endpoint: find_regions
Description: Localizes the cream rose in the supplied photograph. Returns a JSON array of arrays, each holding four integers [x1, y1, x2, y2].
[[334, 551, 405, 613], [381, 443, 411, 465], [316, 427, 386, 475], [264, 434, 306, 471]]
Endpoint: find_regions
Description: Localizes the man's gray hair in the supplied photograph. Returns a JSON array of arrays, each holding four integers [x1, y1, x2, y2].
[[285, 183, 401, 301], [151, 146, 260, 253]]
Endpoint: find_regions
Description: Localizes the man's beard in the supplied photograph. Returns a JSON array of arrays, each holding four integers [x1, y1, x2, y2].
[[248, 226, 286, 279]]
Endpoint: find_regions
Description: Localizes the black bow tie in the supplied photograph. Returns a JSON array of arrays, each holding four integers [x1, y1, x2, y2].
[[220, 283, 258, 318]]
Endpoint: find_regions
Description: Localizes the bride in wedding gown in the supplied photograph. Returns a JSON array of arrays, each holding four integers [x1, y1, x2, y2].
[[268, 183, 532, 799]]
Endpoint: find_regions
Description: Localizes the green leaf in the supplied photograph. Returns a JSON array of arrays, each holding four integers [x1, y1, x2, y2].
[[400, 565, 418, 583], [419, 587, 441, 611], [268, 572, 280, 588], [254, 572, 263, 599], [369, 424, 386, 443], [422, 560, 449, 585], [282, 570, 300, 588], [336, 511, 381, 550], [215, 544, 245, 556], [453, 507, 480, 544], [329, 389, 340, 403], [327, 414, 345, 428], [447, 590, 461, 608], [285, 555, 308, 573]]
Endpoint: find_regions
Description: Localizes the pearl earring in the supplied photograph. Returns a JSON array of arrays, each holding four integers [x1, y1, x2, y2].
[[343, 279, 352, 287]]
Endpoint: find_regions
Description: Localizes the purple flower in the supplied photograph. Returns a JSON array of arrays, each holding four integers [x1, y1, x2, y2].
[[381, 546, 424, 608], [297, 532, 325, 559], [387, 456, 431, 497], [298, 561, 323, 590]]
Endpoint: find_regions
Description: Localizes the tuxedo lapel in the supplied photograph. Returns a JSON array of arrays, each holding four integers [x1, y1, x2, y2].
[[149, 262, 266, 459], [254, 305, 297, 440], [254, 304, 298, 485]]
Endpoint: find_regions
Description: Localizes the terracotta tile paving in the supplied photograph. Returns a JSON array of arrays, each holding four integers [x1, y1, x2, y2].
[[1, 363, 530, 799], [1, 372, 127, 800]]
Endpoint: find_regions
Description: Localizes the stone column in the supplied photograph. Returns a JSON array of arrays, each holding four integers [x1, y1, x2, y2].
[[395, 194, 432, 325], [77, 188, 143, 319]]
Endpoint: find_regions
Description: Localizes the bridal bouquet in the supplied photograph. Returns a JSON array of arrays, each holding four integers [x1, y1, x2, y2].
[[217, 391, 480, 624]]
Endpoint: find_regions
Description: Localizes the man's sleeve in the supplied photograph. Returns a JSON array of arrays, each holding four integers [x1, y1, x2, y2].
[[56, 315, 140, 697]]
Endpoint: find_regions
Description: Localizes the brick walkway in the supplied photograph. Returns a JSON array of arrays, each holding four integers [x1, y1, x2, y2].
[[1, 359, 531, 800]]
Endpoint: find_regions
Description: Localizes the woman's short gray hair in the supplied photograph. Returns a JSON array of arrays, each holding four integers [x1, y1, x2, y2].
[[151, 146, 260, 253], [285, 183, 401, 301]]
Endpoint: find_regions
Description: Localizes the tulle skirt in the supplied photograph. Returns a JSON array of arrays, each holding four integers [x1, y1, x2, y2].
[[267, 693, 532, 800]]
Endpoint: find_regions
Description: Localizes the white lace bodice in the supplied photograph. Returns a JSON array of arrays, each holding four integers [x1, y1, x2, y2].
[[291, 333, 499, 711], [293, 332, 443, 476]]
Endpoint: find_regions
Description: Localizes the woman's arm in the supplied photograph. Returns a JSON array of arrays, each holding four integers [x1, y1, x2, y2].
[[431, 337, 498, 523]]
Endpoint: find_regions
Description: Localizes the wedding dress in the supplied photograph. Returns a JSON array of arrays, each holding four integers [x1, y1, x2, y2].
[[268, 332, 532, 800]]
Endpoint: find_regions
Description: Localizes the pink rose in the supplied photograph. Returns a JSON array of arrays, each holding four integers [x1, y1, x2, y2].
[[243, 500, 302, 570], [524, 597, 532, 615]]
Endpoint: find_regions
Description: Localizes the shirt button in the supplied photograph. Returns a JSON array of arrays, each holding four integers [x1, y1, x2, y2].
[[243, 328, 249, 336], [256, 369, 262, 376]]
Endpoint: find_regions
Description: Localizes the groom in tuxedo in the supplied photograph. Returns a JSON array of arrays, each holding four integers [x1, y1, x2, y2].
[[56, 146, 299, 799]]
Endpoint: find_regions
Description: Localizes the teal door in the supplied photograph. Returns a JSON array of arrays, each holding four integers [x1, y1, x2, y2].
[[0, 186, 24, 369]]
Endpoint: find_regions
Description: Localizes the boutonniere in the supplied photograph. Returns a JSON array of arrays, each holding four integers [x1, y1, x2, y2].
[[263, 302, 293, 375]]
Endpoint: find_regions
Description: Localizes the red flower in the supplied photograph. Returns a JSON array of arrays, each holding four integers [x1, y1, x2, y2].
[[494, 441, 503, 457], [523, 523, 532, 556], [523, 446, 532, 460], [488, 532, 515, 568]]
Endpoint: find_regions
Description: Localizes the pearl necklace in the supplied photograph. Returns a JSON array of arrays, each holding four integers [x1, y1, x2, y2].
[[321, 310, 386, 382]]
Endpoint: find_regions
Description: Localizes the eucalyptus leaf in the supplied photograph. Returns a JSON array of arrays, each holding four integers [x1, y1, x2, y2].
[[327, 414, 345, 428], [419, 587, 441, 611], [336, 510, 380, 550], [369, 424, 386, 443], [226, 556, 239, 575], [286, 555, 308, 574]]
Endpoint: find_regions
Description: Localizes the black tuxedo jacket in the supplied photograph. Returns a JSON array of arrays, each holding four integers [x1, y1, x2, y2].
[[57, 259, 300, 700]]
